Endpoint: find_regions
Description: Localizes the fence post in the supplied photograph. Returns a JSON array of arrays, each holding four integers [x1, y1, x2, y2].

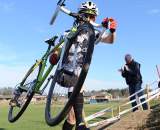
[[118, 106, 121, 114], [83, 109, 89, 127], [138, 96, 143, 110], [146, 84, 150, 110], [111, 108, 114, 117]]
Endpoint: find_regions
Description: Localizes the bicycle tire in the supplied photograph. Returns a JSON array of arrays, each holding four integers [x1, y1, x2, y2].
[[8, 62, 41, 122], [45, 23, 95, 126]]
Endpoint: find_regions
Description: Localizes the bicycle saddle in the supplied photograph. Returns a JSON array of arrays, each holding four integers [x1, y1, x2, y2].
[[45, 36, 58, 46]]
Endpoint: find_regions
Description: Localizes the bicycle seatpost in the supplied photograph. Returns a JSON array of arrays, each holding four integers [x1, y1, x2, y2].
[[45, 36, 58, 51]]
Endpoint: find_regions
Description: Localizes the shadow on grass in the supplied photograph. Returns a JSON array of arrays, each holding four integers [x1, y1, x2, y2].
[[0, 128, 6, 130], [96, 120, 120, 130], [138, 103, 160, 130]]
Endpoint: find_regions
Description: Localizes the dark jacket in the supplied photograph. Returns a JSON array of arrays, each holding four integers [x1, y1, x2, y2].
[[122, 60, 142, 85]]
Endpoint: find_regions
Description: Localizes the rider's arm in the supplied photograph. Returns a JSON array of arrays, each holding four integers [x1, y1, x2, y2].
[[100, 31, 116, 44], [100, 18, 117, 44]]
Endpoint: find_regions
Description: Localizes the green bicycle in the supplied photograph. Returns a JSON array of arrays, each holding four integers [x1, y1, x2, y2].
[[8, 36, 63, 122]]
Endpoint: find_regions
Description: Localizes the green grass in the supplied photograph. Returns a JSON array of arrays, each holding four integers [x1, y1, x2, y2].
[[0, 104, 62, 130], [0, 102, 119, 130], [0, 100, 159, 130]]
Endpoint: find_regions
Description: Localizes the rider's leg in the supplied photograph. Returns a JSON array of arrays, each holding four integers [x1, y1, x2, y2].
[[76, 125, 90, 130], [73, 92, 84, 127], [62, 115, 75, 130], [62, 120, 75, 130], [72, 92, 90, 130], [62, 93, 76, 130], [66, 91, 89, 130], [66, 107, 76, 125]]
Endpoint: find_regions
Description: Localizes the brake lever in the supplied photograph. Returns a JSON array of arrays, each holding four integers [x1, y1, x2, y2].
[[57, 0, 65, 6]]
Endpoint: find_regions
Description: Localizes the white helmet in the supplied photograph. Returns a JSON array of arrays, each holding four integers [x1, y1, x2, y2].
[[78, 1, 99, 16]]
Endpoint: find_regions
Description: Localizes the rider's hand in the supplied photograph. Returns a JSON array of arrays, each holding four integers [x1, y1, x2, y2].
[[102, 17, 117, 33], [108, 18, 117, 33], [102, 18, 109, 28]]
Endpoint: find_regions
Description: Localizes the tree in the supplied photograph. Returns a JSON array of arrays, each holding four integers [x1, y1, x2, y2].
[[0, 87, 13, 95]]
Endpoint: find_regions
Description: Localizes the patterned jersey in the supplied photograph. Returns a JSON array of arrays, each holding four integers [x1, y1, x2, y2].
[[58, 27, 110, 92]]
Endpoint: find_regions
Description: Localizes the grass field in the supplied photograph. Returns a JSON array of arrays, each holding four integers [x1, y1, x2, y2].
[[0, 100, 159, 130], [0, 102, 120, 130]]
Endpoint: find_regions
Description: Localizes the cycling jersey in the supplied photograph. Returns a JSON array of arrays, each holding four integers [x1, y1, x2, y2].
[[56, 25, 113, 92]]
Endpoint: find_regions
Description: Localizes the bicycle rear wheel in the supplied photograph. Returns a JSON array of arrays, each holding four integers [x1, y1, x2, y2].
[[8, 62, 41, 122], [45, 23, 95, 126]]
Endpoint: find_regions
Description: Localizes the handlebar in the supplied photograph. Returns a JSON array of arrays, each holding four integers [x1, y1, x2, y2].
[[50, 2, 103, 28], [50, 0, 66, 25], [50, 0, 107, 45], [59, 6, 103, 28]]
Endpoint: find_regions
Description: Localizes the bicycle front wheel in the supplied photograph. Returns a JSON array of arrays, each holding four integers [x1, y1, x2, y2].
[[45, 23, 95, 126]]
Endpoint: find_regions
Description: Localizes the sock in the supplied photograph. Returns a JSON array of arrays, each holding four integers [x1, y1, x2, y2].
[[62, 120, 75, 130]]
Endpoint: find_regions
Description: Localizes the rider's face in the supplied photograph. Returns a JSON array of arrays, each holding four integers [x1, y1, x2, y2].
[[88, 15, 96, 22]]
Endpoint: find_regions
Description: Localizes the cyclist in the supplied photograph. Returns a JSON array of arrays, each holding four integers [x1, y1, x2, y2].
[[11, 1, 117, 129], [50, 1, 117, 130]]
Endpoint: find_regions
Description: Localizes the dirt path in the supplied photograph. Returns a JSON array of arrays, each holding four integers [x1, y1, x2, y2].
[[96, 104, 160, 130], [106, 110, 150, 130]]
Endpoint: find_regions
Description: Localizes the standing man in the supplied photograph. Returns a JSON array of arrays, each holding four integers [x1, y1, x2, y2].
[[119, 54, 148, 112]]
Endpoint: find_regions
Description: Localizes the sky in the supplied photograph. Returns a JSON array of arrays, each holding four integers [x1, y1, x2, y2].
[[0, 0, 160, 90]]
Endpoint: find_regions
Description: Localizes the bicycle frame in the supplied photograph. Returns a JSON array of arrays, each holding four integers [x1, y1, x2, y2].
[[19, 39, 64, 94], [34, 44, 60, 93]]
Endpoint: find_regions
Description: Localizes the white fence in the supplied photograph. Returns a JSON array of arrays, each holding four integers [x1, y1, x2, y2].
[[84, 65, 160, 128]]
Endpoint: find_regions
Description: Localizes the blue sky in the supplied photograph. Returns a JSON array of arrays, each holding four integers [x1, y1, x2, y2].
[[0, 0, 160, 90]]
